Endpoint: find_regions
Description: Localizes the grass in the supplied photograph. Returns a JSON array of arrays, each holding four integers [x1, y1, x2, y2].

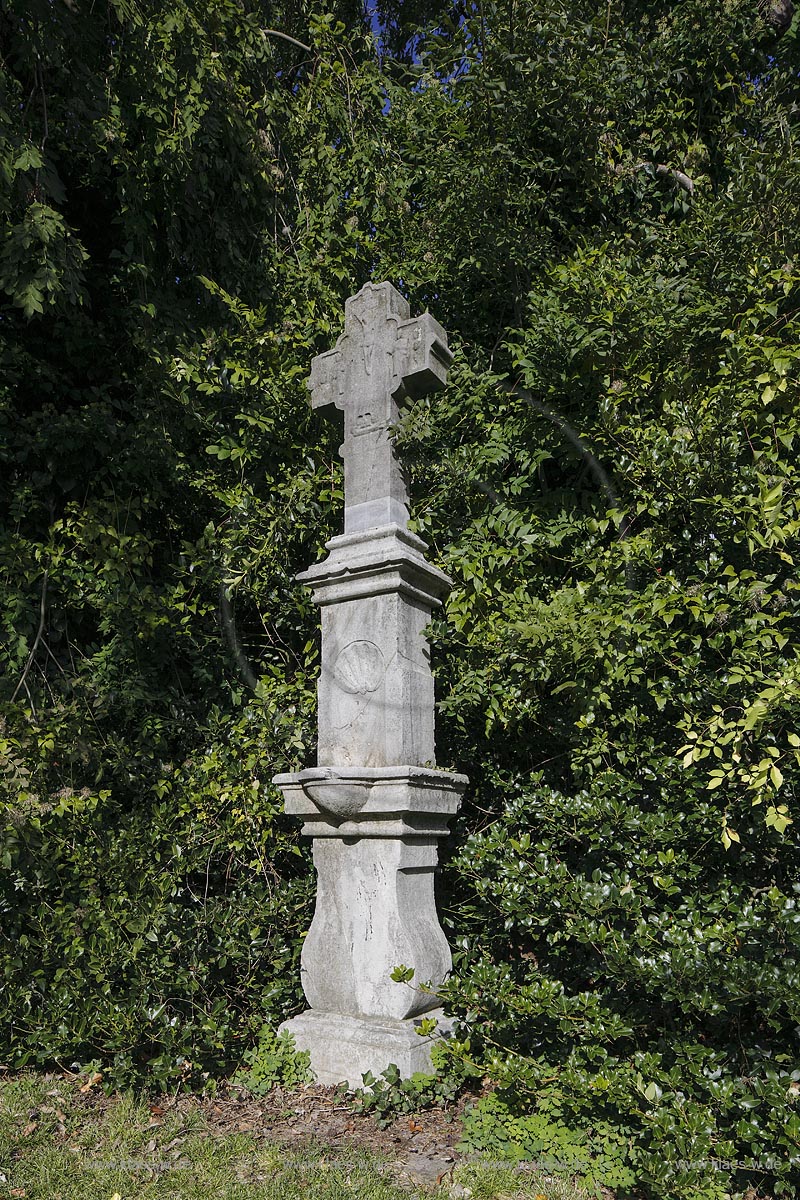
[[0, 1073, 591, 1200]]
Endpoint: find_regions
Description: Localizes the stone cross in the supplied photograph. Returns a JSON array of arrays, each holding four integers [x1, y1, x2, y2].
[[274, 282, 467, 1088], [308, 282, 451, 534]]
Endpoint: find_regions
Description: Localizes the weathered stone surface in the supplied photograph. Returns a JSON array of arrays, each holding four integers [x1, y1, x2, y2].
[[273, 282, 466, 1084], [279, 1009, 454, 1090]]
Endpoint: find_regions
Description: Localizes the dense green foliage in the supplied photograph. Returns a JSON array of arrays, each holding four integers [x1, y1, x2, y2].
[[2, 1, 800, 1196]]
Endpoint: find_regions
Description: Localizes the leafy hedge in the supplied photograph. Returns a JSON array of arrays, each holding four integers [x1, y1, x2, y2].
[[392, 7, 800, 1193]]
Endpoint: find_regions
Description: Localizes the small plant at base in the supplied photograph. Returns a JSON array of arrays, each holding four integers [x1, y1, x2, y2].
[[233, 1026, 312, 1095], [353, 1041, 479, 1127]]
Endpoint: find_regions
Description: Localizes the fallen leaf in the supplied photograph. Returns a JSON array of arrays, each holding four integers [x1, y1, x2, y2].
[[21, 1122, 37, 1137]]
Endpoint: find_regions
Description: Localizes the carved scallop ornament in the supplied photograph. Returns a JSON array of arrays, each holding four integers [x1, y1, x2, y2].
[[331, 640, 385, 695]]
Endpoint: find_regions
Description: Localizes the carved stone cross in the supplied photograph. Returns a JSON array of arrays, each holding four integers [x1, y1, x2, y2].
[[308, 282, 452, 534], [274, 282, 467, 1088]]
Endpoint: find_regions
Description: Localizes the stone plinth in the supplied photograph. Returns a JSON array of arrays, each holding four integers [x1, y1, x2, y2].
[[273, 282, 466, 1089], [279, 1009, 455, 1090]]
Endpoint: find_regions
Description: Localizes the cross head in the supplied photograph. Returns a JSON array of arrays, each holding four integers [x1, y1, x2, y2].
[[308, 282, 452, 534]]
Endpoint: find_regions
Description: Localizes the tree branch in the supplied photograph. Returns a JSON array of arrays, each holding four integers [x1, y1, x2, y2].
[[262, 27, 313, 54]]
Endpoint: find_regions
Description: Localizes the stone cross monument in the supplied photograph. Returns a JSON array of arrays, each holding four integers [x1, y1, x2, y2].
[[273, 282, 468, 1087]]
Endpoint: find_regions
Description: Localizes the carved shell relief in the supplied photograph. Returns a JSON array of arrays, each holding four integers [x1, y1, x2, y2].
[[331, 640, 385, 695]]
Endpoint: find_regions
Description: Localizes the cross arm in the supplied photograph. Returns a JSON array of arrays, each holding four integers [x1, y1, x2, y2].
[[308, 347, 344, 412], [395, 313, 453, 401]]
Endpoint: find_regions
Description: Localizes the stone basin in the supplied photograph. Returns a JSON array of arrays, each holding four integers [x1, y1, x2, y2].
[[303, 774, 371, 818], [273, 765, 468, 837]]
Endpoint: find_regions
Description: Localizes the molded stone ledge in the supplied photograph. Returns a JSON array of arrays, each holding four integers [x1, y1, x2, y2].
[[278, 1007, 455, 1089], [298, 524, 452, 607], [321, 523, 429, 557], [273, 765, 467, 838]]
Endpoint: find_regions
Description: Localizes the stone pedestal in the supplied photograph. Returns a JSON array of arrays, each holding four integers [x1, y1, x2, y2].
[[273, 283, 466, 1088], [274, 766, 466, 1014]]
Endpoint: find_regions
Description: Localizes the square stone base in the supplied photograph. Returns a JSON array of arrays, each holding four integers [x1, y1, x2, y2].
[[278, 1008, 453, 1089]]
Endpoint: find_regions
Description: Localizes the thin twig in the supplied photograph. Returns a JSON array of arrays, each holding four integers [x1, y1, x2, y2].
[[12, 570, 49, 702], [219, 583, 259, 692], [36, 58, 48, 149]]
